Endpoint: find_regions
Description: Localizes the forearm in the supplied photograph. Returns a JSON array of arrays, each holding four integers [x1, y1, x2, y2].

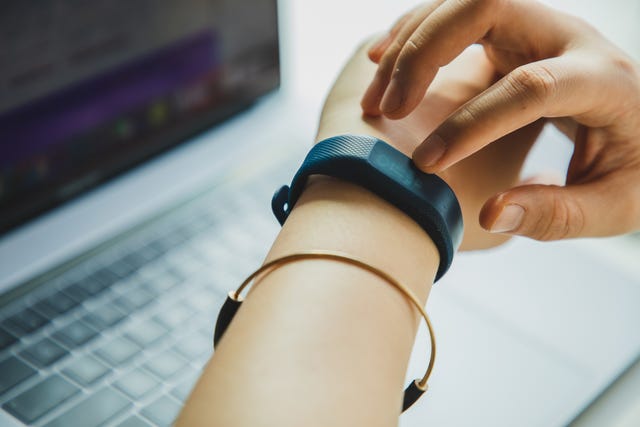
[[175, 36, 541, 425], [175, 176, 439, 427]]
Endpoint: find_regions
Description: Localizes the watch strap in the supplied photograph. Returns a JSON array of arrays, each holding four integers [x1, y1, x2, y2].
[[271, 135, 463, 281]]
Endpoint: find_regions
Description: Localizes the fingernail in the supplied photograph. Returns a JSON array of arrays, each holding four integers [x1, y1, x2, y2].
[[380, 75, 404, 114], [413, 134, 446, 169], [490, 204, 525, 233]]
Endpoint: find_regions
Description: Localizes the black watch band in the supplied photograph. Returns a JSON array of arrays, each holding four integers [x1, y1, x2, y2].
[[271, 134, 463, 281]]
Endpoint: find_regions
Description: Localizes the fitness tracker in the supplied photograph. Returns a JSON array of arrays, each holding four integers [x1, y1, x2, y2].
[[271, 134, 463, 281]]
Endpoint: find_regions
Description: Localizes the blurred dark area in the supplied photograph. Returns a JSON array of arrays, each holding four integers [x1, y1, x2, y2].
[[0, 0, 279, 234]]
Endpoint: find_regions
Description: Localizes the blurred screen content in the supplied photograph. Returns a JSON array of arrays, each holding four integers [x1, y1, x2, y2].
[[0, 0, 279, 233]]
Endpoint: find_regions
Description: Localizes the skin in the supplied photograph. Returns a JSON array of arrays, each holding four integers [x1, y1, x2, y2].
[[176, 41, 541, 426], [362, 0, 640, 241]]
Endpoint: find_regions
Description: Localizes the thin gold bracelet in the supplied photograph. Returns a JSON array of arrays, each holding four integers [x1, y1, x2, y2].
[[212, 249, 436, 412]]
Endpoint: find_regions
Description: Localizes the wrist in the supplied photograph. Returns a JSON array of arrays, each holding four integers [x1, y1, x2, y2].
[[179, 158, 442, 427], [268, 175, 440, 300]]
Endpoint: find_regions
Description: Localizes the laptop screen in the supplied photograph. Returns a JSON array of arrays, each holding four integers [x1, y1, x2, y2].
[[0, 0, 280, 235]]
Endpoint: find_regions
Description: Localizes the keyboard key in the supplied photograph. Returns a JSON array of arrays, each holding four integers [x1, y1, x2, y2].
[[62, 282, 91, 304], [122, 252, 150, 272], [160, 227, 192, 248], [34, 292, 78, 317], [113, 287, 155, 312], [93, 268, 120, 288], [187, 245, 211, 267], [95, 336, 140, 366], [137, 262, 170, 281], [170, 368, 200, 402], [154, 301, 194, 330], [52, 320, 99, 348], [178, 222, 201, 240], [174, 331, 212, 360], [141, 395, 183, 427], [151, 234, 181, 253], [3, 375, 79, 423], [74, 274, 110, 296], [141, 270, 182, 294], [114, 368, 159, 400], [0, 356, 37, 394], [137, 244, 163, 263], [199, 323, 215, 340], [187, 288, 224, 312], [2, 308, 48, 334], [124, 319, 167, 347], [62, 354, 109, 386], [144, 350, 187, 380], [0, 328, 17, 350], [83, 304, 127, 328], [20, 338, 68, 367], [187, 213, 214, 233], [44, 386, 130, 427], [117, 415, 153, 427], [148, 236, 172, 255], [108, 259, 137, 279]]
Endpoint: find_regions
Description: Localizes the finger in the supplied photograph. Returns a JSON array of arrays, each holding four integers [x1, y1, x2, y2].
[[377, 0, 575, 119], [361, 1, 445, 116], [368, 12, 414, 63], [479, 173, 640, 240], [367, 3, 436, 64], [368, 34, 394, 64], [413, 56, 601, 173], [376, 0, 504, 118]]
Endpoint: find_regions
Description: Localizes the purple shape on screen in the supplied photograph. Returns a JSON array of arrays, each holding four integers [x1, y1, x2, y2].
[[0, 31, 219, 167]]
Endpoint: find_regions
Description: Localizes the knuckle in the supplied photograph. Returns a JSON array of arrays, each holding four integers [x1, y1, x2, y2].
[[614, 55, 640, 101], [377, 55, 397, 77], [378, 39, 404, 71], [528, 190, 585, 241], [612, 55, 636, 76], [405, 38, 421, 57], [389, 37, 405, 55], [505, 66, 558, 106], [394, 34, 431, 78], [398, 37, 422, 68], [450, 103, 483, 130]]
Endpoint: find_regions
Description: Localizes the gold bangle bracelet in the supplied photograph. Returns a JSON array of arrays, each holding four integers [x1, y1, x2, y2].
[[212, 249, 436, 412]]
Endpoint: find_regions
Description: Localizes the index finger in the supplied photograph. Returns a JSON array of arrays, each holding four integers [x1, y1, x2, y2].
[[377, 0, 569, 119], [413, 55, 600, 172]]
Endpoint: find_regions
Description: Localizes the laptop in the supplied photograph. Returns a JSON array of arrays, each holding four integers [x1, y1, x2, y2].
[[1, 1, 639, 427], [0, 1, 304, 426]]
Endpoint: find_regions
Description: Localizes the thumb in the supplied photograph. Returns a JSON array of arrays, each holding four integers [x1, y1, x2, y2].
[[479, 180, 633, 241]]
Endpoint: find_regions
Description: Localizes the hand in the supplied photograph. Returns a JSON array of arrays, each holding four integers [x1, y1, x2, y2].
[[361, 0, 640, 241], [317, 41, 543, 250]]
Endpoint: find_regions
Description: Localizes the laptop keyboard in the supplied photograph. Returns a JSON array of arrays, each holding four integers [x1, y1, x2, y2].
[[0, 173, 282, 426]]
